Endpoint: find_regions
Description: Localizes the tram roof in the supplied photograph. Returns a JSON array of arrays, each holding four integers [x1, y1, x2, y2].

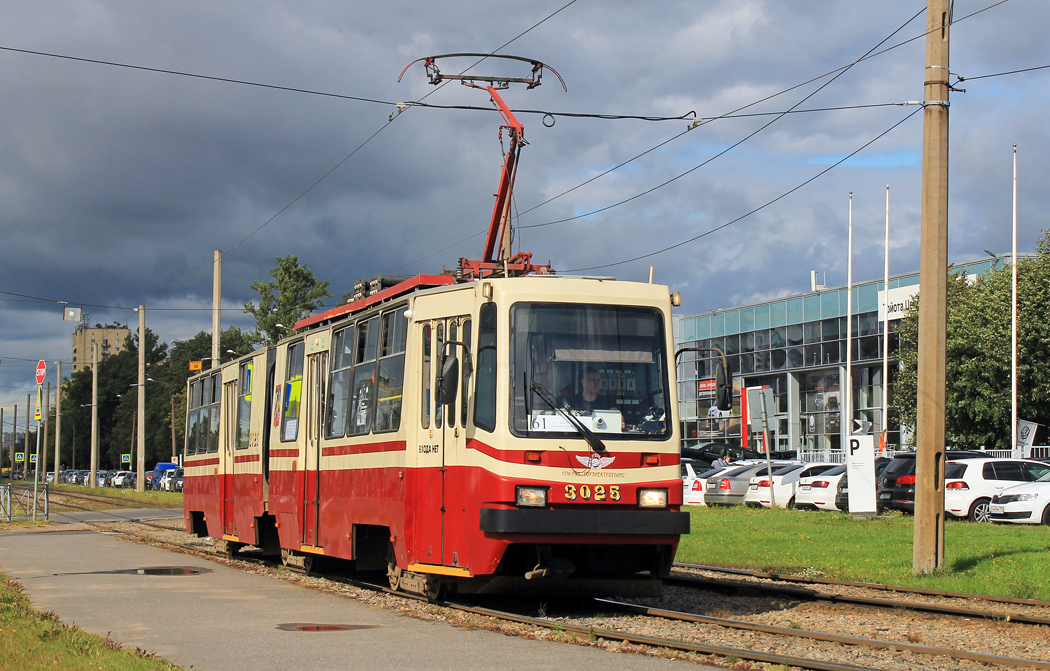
[[295, 274, 455, 330]]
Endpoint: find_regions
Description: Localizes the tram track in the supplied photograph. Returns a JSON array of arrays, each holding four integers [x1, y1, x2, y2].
[[82, 519, 1050, 671], [667, 570, 1050, 627]]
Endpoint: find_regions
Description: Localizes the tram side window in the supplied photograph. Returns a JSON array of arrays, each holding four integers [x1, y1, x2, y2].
[[445, 321, 457, 427], [435, 322, 444, 428], [474, 303, 497, 432], [375, 308, 408, 433], [186, 379, 202, 456], [198, 375, 212, 454], [236, 362, 252, 449], [281, 342, 305, 442], [326, 326, 354, 438], [349, 318, 379, 436], [208, 373, 221, 453], [461, 319, 471, 428], [421, 324, 431, 429]]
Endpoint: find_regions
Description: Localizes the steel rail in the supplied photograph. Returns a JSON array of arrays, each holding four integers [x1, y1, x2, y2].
[[85, 524, 1049, 671], [666, 573, 1050, 626], [676, 562, 1050, 608], [47, 486, 174, 509], [599, 598, 1050, 670], [85, 524, 871, 671]]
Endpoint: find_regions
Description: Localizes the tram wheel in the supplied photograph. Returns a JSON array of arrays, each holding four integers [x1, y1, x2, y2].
[[301, 553, 317, 573], [386, 545, 402, 591], [280, 548, 293, 567], [424, 575, 447, 602]]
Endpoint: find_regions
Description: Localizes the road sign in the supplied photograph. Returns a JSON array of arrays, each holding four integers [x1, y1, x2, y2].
[[121, 453, 131, 464], [15, 452, 24, 462], [29, 453, 37, 463], [189, 361, 203, 371], [35, 360, 46, 385]]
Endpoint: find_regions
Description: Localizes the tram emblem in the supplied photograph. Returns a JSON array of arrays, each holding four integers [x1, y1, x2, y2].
[[576, 453, 615, 470]]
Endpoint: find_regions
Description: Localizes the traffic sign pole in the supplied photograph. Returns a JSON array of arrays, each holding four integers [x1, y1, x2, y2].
[[32, 361, 46, 519]]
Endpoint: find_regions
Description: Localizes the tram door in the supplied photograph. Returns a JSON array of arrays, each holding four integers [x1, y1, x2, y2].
[[415, 314, 470, 566], [222, 375, 238, 537], [302, 349, 328, 548]]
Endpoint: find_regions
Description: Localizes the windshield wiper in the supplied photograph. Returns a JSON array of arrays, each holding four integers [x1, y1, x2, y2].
[[529, 381, 607, 453]]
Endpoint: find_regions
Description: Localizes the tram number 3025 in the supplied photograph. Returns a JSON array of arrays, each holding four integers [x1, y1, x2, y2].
[[564, 484, 620, 502]]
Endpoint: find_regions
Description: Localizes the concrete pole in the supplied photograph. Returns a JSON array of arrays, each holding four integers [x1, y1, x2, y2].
[[171, 395, 177, 461], [42, 382, 50, 477], [137, 305, 146, 492], [90, 343, 99, 489], [0, 407, 4, 476], [9, 405, 15, 477], [212, 250, 221, 369], [54, 360, 61, 482], [24, 393, 30, 476], [914, 0, 951, 575]]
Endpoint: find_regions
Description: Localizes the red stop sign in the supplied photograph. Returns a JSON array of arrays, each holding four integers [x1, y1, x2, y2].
[[35, 360, 46, 385]]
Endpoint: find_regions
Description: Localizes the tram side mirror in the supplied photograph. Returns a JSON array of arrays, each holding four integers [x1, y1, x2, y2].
[[435, 355, 460, 406], [715, 361, 732, 411]]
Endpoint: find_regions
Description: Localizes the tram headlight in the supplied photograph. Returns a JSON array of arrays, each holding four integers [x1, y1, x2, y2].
[[637, 488, 668, 508], [515, 485, 548, 508]]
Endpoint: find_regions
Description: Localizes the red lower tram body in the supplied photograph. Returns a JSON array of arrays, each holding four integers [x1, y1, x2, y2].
[[184, 438, 686, 596]]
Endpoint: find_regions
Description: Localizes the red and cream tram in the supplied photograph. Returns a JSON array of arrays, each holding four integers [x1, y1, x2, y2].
[[185, 274, 689, 596], [182, 55, 721, 597]]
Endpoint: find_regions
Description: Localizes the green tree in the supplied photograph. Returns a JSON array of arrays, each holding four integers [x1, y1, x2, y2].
[[895, 230, 1050, 449], [244, 255, 332, 344]]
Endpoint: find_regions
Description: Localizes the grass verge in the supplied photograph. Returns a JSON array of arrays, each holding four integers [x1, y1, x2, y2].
[[678, 505, 1050, 600], [0, 570, 179, 671]]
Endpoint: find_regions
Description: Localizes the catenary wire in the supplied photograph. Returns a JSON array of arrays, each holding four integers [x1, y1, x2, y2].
[[519, 7, 925, 232], [565, 106, 924, 272]]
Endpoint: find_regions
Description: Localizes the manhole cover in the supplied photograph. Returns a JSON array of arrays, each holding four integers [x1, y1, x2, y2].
[[276, 623, 380, 632]]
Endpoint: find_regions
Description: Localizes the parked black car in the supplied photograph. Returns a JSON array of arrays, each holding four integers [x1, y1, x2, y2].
[[875, 450, 986, 512]]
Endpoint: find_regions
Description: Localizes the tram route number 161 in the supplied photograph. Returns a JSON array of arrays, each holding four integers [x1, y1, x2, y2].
[[564, 484, 620, 502]]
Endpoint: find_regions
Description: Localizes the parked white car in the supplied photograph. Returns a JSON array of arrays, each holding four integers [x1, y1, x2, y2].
[[794, 464, 847, 511], [110, 471, 131, 487], [989, 473, 1050, 525], [744, 462, 840, 509], [945, 458, 1050, 522]]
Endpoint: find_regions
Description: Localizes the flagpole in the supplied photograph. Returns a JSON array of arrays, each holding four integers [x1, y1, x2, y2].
[[1012, 145, 1018, 456], [846, 192, 853, 443], [883, 186, 890, 456]]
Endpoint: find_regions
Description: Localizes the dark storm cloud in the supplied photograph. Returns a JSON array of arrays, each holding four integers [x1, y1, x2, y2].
[[1, 0, 1049, 406]]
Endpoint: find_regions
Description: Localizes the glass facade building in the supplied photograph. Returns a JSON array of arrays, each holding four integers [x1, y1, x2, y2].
[[675, 258, 997, 457]]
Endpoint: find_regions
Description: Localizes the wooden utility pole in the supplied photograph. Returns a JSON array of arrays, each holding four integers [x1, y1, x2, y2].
[[914, 0, 951, 575]]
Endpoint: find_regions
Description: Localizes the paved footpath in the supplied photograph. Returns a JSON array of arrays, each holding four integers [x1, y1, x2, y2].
[[0, 525, 717, 671]]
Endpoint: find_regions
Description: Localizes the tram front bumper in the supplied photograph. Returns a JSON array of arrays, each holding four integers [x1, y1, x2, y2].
[[479, 507, 690, 535]]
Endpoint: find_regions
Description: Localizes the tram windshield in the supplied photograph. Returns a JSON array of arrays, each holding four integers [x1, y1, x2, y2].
[[510, 303, 671, 440]]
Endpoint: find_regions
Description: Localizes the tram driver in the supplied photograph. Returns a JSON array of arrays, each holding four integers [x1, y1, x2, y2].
[[562, 366, 616, 413]]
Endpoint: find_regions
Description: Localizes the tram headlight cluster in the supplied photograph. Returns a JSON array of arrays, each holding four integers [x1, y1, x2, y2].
[[637, 488, 668, 508], [515, 485, 548, 508]]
